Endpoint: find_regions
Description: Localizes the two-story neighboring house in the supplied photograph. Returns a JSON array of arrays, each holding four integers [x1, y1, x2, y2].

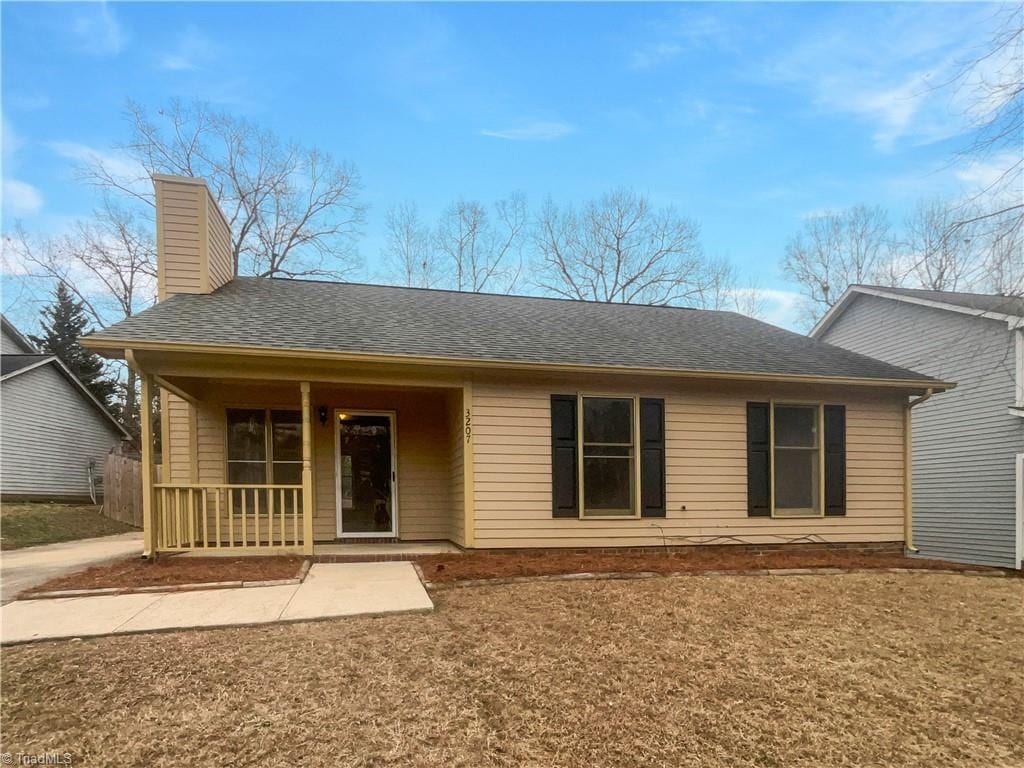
[[1, 316, 130, 501], [812, 286, 1024, 569]]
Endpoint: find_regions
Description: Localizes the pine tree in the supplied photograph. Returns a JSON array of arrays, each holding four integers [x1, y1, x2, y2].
[[30, 282, 120, 413]]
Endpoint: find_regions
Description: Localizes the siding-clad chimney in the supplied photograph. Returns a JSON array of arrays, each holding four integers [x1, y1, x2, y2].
[[154, 174, 234, 300]]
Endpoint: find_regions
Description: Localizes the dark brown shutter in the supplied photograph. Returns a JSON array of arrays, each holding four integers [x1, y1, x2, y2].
[[824, 405, 846, 517], [639, 398, 666, 518], [550, 395, 578, 518], [747, 402, 771, 517]]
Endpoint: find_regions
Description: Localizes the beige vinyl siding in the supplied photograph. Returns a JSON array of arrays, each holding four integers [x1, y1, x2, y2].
[[161, 392, 193, 482], [155, 176, 233, 299], [447, 388, 466, 546], [471, 376, 906, 548], [160, 382, 458, 542], [205, 193, 233, 290], [156, 180, 204, 298]]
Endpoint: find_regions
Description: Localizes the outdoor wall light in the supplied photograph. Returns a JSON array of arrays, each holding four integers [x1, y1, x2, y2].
[[318, 405, 328, 426]]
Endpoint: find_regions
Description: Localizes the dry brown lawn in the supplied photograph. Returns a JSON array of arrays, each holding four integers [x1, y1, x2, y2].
[[2, 573, 1022, 768]]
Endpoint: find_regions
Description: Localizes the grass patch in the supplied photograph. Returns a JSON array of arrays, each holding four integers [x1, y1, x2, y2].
[[0, 503, 135, 550], [2, 573, 1022, 767], [23, 555, 306, 594]]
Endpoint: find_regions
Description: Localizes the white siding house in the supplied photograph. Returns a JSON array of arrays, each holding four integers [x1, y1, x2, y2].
[[1, 317, 129, 501], [812, 286, 1024, 569]]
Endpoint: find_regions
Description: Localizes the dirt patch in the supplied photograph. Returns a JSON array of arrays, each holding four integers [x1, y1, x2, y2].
[[416, 548, 1000, 583], [2, 574, 1022, 767], [21, 555, 306, 594], [0, 503, 135, 550]]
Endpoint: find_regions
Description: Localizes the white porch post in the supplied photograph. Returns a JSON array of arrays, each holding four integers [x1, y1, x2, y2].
[[140, 373, 156, 557], [301, 382, 314, 555]]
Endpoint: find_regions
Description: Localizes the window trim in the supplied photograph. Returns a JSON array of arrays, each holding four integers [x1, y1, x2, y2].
[[576, 393, 641, 519], [224, 406, 303, 486], [769, 400, 826, 519]]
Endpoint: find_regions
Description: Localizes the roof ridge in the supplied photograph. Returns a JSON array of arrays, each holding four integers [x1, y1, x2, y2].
[[246, 275, 704, 313]]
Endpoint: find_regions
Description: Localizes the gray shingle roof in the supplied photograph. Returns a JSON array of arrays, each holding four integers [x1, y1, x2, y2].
[[1, 354, 51, 377], [854, 285, 1024, 318], [89, 277, 943, 384]]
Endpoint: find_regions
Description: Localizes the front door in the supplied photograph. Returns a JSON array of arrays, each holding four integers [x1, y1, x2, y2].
[[334, 411, 397, 537]]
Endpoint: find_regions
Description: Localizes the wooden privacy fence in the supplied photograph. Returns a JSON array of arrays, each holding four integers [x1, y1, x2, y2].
[[154, 484, 305, 551], [102, 453, 144, 527]]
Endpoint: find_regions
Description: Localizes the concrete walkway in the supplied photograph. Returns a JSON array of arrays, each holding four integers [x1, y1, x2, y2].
[[0, 562, 432, 645], [0, 532, 143, 604]]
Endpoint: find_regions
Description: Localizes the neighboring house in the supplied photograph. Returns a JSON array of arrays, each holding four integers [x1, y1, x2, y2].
[[812, 285, 1024, 569], [1, 316, 130, 501], [83, 175, 951, 558]]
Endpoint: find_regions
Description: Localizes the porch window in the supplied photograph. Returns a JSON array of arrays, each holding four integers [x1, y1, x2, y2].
[[580, 396, 636, 517], [226, 408, 302, 484]]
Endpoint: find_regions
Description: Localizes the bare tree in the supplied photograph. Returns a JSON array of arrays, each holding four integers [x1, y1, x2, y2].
[[899, 198, 983, 291], [77, 99, 365, 279], [5, 199, 156, 432], [435, 194, 526, 293], [533, 189, 716, 306], [944, 4, 1023, 248], [382, 201, 440, 288], [781, 204, 894, 325]]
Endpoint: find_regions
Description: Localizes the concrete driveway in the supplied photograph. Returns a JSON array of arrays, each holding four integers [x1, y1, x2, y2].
[[0, 562, 433, 644], [0, 532, 143, 604]]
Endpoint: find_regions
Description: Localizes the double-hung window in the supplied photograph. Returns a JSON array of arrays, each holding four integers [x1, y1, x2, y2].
[[226, 408, 302, 485], [771, 404, 822, 517], [747, 401, 846, 519], [580, 396, 637, 517]]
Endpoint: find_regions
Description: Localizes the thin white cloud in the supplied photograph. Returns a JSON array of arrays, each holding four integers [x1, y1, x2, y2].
[[159, 27, 219, 71], [954, 152, 1020, 191], [742, 287, 803, 329], [756, 4, 1001, 152], [481, 121, 575, 141], [630, 42, 683, 71], [70, 3, 124, 57], [629, 11, 737, 71], [47, 141, 151, 196], [6, 93, 51, 112], [2, 179, 44, 217]]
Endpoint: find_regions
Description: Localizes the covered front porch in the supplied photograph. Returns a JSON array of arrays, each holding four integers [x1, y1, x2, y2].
[[133, 351, 472, 557]]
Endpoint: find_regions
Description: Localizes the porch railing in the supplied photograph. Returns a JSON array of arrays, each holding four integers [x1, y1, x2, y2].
[[154, 483, 304, 551]]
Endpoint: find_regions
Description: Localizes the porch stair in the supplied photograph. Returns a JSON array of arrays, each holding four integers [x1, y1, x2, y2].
[[313, 541, 461, 563]]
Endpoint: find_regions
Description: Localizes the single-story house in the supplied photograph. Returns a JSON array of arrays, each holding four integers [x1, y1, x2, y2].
[[1, 315, 130, 501], [811, 285, 1024, 569], [83, 175, 952, 557]]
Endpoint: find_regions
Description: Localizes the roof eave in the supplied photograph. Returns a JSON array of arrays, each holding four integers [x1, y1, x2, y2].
[[82, 335, 953, 393], [811, 286, 1022, 338]]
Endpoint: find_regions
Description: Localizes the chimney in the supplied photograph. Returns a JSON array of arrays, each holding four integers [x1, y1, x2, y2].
[[153, 175, 234, 301]]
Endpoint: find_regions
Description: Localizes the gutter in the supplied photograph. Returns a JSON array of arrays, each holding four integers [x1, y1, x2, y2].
[[81, 336, 955, 393], [903, 388, 935, 554]]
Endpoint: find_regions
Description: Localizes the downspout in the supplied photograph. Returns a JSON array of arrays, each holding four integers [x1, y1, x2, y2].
[[903, 388, 934, 554]]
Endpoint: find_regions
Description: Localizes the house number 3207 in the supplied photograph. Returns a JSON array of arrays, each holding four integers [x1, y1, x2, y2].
[[465, 409, 472, 443]]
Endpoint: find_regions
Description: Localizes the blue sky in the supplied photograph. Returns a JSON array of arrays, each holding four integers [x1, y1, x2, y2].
[[1, 1, 1009, 328]]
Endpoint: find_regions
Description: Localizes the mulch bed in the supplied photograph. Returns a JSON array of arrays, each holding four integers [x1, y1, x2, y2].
[[416, 548, 1003, 583], [22, 556, 306, 595]]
